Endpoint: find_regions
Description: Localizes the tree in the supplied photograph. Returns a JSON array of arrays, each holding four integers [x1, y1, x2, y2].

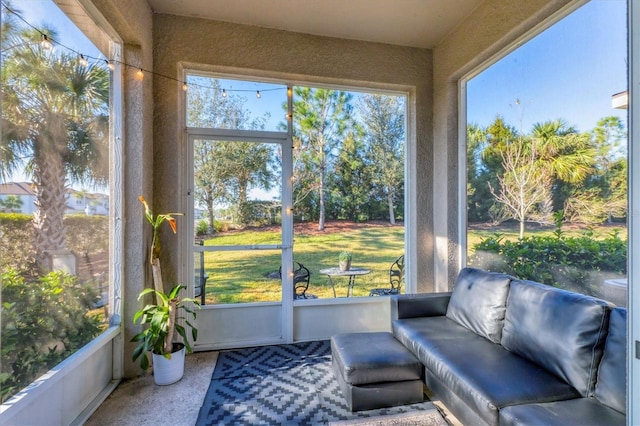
[[467, 123, 497, 222], [187, 79, 273, 228], [0, 195, 23, 212], [590, 116, 627, 222], [1, 20, 109, 269], [358, 94, 405, 224], [530, 119, 595, 211], [193, 139, 230, 233], [330, 128, 370, 221], [292, 88, 352, 230], [489, 139, 552, 239], [221, 141, 275, 225]]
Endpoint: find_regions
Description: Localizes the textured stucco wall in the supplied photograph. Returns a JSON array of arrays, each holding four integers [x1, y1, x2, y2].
[[431, 0, 578, 291], [152, 15, 434, 292], [90, 0, 154, 378]]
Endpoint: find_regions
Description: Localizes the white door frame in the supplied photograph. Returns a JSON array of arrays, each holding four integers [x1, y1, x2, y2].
[[184, 128, 294, 347], [628, 1, 639, 423]]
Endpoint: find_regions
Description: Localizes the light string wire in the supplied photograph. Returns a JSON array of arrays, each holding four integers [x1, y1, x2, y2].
[[0, 1, 286, 96]]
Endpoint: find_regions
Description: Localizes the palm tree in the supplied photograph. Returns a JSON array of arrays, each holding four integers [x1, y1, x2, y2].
[[530, 119, 595, 212], [1, 23, 109, 269]]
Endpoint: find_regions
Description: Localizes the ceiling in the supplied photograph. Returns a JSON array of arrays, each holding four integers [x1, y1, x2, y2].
[[145, 0, 484, 49]]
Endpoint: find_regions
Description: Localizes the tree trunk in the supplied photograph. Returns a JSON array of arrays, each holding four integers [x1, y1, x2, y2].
[[519, 220, 525, 239], [33, 146, 68, 270], [318, 154, 326, 231], [387, 186, 396, 225], [206, 196, 215, 234], [318, 173, 325, 231]]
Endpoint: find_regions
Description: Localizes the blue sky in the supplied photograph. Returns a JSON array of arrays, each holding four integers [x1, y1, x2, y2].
[[18, 0, 103, 60], [467, 0, 627, 134], [13, 0, 629, 135]]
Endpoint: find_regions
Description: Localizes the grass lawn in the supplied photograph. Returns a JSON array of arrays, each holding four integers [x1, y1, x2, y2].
[[200, 221, 627, 304], [201, 221, 404, 303]]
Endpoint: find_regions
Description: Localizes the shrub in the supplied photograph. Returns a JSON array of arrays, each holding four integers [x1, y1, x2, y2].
[[0, 213, 34, 271], [196, 219, 209, 236], [64, 214, 109, 256], [0, 269, 104, 402], [469, 229, 627, 297], [0, 213, 108, 272]]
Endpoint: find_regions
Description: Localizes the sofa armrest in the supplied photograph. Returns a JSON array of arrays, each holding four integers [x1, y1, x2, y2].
[[391, 293, 452, 320]]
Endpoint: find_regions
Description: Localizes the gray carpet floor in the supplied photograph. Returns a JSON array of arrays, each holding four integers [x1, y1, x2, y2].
[[195, 340, 444, 425]]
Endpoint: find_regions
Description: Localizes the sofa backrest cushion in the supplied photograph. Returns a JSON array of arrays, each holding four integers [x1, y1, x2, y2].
[[445, 267, 512, 343], [595, 307, 627, 413], [501, 279, 611, 397]]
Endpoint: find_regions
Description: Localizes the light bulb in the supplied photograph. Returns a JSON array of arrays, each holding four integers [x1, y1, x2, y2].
[[78, 54, 89, 67], [40, 34, 52, 50], [136, 68, 144, 80], [105, 60, 115, 71], [222, 89, 227, 98], [182, 82, 188, 91], [256, 91, 261, 99]]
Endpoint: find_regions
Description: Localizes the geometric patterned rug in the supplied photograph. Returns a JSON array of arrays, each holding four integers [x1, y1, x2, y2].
[[195, 340, 443, 425]]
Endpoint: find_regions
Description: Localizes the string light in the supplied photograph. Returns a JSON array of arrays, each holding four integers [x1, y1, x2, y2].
[[0, 1, 288, 97], [40, 34, 52, 50]]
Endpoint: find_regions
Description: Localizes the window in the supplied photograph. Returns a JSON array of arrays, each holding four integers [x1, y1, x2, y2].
[[186, 74, 406, 304], [465, 0, 627, 304], [1, 1, 116, 402]]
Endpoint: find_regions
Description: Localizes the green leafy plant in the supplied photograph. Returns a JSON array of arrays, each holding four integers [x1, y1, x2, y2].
[[131, 284, 199, 370], [469, 226, 627, 297], [338, 251, 352, 262], [1, 269, 103, 402], [131, 196, 199, 370]]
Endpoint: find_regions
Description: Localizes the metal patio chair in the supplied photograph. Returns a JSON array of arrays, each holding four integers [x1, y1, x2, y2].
[[281, 261, 317, 299], [194, 240, 209, 305], [369, 255, 404, 296]]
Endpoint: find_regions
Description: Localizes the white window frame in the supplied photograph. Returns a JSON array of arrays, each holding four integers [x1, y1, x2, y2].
[[460, 2, 637, 423], [180, 70, 416, 300]]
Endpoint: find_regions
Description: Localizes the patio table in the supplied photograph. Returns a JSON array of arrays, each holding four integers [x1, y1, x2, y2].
[[319, 267, 370, 298]]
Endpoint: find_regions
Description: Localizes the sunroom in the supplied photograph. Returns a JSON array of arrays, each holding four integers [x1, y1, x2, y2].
[[1, 0, 638, 424]]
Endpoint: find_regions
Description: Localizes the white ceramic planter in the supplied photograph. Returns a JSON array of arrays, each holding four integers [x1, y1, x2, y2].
[[152, 344, 185, 385]]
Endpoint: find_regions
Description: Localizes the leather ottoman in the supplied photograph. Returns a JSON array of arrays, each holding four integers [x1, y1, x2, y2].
[[331, 332, 424, 411]]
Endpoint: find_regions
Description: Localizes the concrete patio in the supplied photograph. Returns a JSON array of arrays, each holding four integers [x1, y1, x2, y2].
[[85, 351, 218, 426]]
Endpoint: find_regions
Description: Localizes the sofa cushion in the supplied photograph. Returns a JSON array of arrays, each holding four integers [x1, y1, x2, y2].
[[595, 307, 627, 413], [501, 279, 611, 397], [500, 397, 626, 426], [393, 316, 579, 425], [445, 267, 512, 343]]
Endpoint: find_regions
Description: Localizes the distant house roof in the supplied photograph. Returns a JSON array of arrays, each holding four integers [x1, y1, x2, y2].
[[0, 182, 35, 196], [612, 91, 628, 109]]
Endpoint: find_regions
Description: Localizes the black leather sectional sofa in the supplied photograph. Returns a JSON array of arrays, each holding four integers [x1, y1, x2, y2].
[[390, 267, 627, 425]]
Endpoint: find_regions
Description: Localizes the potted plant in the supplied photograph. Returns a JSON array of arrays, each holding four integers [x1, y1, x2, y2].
[[131, 196, 199, 385], [339, 251, 352, 271]]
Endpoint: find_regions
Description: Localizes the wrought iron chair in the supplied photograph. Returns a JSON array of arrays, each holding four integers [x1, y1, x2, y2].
[[194, 240, 208, 305], [281, 261, 316, 299], [369, 255, 405, 296]]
